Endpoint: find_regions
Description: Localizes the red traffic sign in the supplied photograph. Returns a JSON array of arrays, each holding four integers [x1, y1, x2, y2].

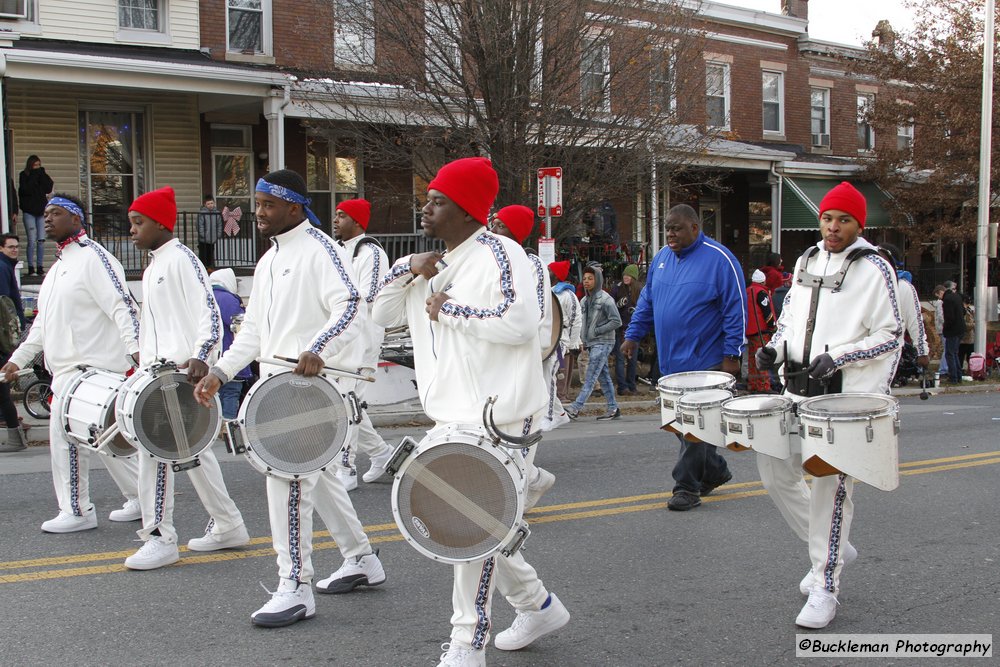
[[537, 167, 563, 217]]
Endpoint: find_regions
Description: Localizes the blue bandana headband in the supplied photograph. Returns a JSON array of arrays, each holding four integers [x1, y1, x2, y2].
[[255, 178, 321, 227], [48, 197, 85, 222]]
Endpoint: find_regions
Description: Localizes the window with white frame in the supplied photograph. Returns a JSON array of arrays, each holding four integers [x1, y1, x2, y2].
[[79, 108, 148, 228], [581, 35, 611, 112], [335, 0, 375, 68], [0, 0, 29, 19], [118, 0, 160, 31], [810, 87, 830, 148], [897, 123, 914, 152], [425, 2, 462, 86], [705, 62, 730, 129], [857, 93, 875, 151], [228, 0, 267, 54], [761, 70, 783, 135], [650, 46, 676, 114]]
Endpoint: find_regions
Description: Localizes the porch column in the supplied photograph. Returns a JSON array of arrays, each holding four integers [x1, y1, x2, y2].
[[0, 55, 9, 234], [263, 94, 287, 171], [769, 163, 781, 254]]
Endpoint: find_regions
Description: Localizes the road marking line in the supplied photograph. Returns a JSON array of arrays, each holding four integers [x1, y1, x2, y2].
[[2, 454, 997, 583]]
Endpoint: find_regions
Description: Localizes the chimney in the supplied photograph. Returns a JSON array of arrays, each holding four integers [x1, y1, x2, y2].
[[781, 0, 809, 21], [872, 20, 896, 50]]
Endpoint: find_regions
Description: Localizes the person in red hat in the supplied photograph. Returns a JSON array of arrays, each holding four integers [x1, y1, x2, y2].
[[373, 158, 569, 667], [754, 180, 902, 630], [122, 185, 250, 571], [331, 197, 395, 489], [547, 259, 582, 421], [2, 193, 141, 533]]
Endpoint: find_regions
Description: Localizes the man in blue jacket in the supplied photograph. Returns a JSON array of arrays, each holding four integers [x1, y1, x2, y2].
[[621, 204, 746, 511]]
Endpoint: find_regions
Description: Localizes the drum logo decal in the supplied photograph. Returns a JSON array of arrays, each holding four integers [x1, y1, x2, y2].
[[411, 516, 431, 539], [289, 379, 311, 388], [728, 422, 742, 434], [159, 382, 180, 391], [682, 414, 694, 424], [808, 426, 823, 438]]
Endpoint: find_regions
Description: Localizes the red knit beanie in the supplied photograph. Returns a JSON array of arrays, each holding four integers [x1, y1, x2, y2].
[[495, 205, 535, 243], [336, 198, 371, 230], [427, 157, 499, 225], [549, 260, 571, 282], [129, 186, 177, 231], [819, 181, 867, 229]]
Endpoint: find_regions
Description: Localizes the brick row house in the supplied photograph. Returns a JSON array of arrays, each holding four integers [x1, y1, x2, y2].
[[0, 0, 914, 282]]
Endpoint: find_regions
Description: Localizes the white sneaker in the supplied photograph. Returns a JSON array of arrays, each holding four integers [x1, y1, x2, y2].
[[437, 642, 485, 667], [362, 448, 393, 483], [41, 510, 97, 533], [524, 468, 556, 511], [251, 579, 316, 628], [494, 592, 570, 650], [336, 467, 358, 492], [124, 537, 180, 570], [549, 412, 571, 430], [799, 542, 857, 595], [187, 524, 251, 552], [108, 498, 142, 522], [796, 587, 839, 628], [316, 549, 386, 594]]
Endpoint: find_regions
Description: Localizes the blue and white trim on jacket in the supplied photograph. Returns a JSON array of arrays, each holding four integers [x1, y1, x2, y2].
[[80, 238, 141, 342], [178, 243, 222, 362], [306, 228, 361, 355], [439, 234, 516, 321]]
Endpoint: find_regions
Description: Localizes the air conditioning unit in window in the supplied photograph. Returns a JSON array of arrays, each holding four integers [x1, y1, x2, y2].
[[0, 0, 27, 19], [812, 133, 830, 147]]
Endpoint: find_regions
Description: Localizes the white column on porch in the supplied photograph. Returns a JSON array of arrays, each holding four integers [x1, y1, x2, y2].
[[263, 92, 288, 171]]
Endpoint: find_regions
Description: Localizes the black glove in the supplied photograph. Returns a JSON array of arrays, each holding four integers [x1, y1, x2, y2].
[[755, 346, 777, 370], [807, 353, 837, 379]]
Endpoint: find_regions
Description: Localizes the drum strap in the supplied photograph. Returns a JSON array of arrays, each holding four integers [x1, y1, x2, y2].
[[352, 236, 385, 259]]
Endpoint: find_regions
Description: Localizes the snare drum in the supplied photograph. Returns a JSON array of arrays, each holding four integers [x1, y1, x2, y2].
[[657, 371, 736, 434], [60, 368, 136, 458], [227, 369, 358, 479], [388, 424, 529, 564], [677, 389, 732, 447], [116, 364, 221, 470], [797, 393, 900, 491], [721, 394, 795, 458]]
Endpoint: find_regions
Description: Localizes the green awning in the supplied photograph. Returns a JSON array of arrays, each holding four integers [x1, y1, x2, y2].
[[781, 177, 894, 230]]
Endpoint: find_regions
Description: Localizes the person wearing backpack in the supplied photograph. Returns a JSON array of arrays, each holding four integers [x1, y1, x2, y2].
[[0, 233, 27, 452]]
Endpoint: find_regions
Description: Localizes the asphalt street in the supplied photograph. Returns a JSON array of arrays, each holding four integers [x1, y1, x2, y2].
[[0, 391, 997, 666]]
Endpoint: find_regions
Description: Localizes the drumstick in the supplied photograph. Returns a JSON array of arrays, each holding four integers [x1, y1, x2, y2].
[[265, 356, 376, 382], [0, 369, 34, 383]]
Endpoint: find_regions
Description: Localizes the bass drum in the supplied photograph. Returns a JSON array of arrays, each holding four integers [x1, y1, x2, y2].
[[60, 367, 136, 458], [116, 364, 221, 468], [389, 424, 529, 564], [229, 369, 358, 479], [542, 293, 563, 361]]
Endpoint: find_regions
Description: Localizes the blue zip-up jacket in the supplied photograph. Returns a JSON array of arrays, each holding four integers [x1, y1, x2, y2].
[[624, 233, 746, 374]]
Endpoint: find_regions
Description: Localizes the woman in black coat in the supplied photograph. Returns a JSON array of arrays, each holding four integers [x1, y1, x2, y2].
[[17, 155, 53, 275]]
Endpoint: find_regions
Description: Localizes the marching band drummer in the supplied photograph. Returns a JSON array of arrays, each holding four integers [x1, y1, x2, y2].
[[546, 260, 583, 431], [755, 182, 902, 629], [372, 158, 569, 667], [194, 169, 386, 628], [123, 186, 250, 570], [331, 197, 395, 489], [1, 194, 142, 532]]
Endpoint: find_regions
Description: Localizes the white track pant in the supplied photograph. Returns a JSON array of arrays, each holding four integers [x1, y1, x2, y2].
[[756, 448, 856, 595], [543, 351, 565, 422], [451, 552, 549, 649], [268, 467, 372, 583], [49, 373, 138, 517], [137, 446, 244, 544], [337, 376, 391, 472]]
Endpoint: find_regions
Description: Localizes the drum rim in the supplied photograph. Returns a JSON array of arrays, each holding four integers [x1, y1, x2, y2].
[[391, 430, 524, 564], [797, 393, 898, 420], [657, 371, 736, 393], [61, 368, 134, 456], [61, 368, 126, 425], [677, 389, 734, 410], [116, 368, 221, 463], [721, 394, 793, 417], [236, 369, 352, 478]]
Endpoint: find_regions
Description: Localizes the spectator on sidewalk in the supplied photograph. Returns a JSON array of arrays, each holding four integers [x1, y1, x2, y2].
[[941, 280, 965, 384], [610, 264, 641, 395], [565, 263, 621, 421], [0, 233, 27, 452]]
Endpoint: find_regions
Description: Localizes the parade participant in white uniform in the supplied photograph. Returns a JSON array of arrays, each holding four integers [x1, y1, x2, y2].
[[878, 244, 929, 368], [123, 186, 249, 570], [756, 182, 902, 629], [195, 169, 385, 628], [372, 158, 569, 667], [2, 194, 141, 532], [487, 204, 556, 510], [546, 260, 582, 430], [331, 197, 394, 490]]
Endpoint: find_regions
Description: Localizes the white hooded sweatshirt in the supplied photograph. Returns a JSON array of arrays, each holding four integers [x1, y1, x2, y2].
[[10, 233, 140, 378], [372, 228, 546, 431], [215, 220, 364, 380]]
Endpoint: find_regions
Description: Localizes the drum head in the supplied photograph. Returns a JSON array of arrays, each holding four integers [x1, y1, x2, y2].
[[722, 395, 792, 416], [798, 393, 896, 419], [241, 372, 350, 476], [101, 407, 136, 458], [658, 371, 735, 393], [394, 439, 521, 563], [678, 389, 732, 408], [127, 372, 219, 462], [542, 294, 563, 361]]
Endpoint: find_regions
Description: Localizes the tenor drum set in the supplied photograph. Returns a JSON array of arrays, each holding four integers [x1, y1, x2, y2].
[[656, 371, 900, 491]]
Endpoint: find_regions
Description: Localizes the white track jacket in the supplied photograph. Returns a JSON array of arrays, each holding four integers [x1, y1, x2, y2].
[[527, 253, 555, 353], [215, 220, 364, 380], [139, 239, 221, 367], [554, 288, 583, 350], [10, 233, 140, 377], [342, 234, 390, 370], [769, 237, 902, 394], [372, 228, 546, 431], [896, 278, 928, 357]]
